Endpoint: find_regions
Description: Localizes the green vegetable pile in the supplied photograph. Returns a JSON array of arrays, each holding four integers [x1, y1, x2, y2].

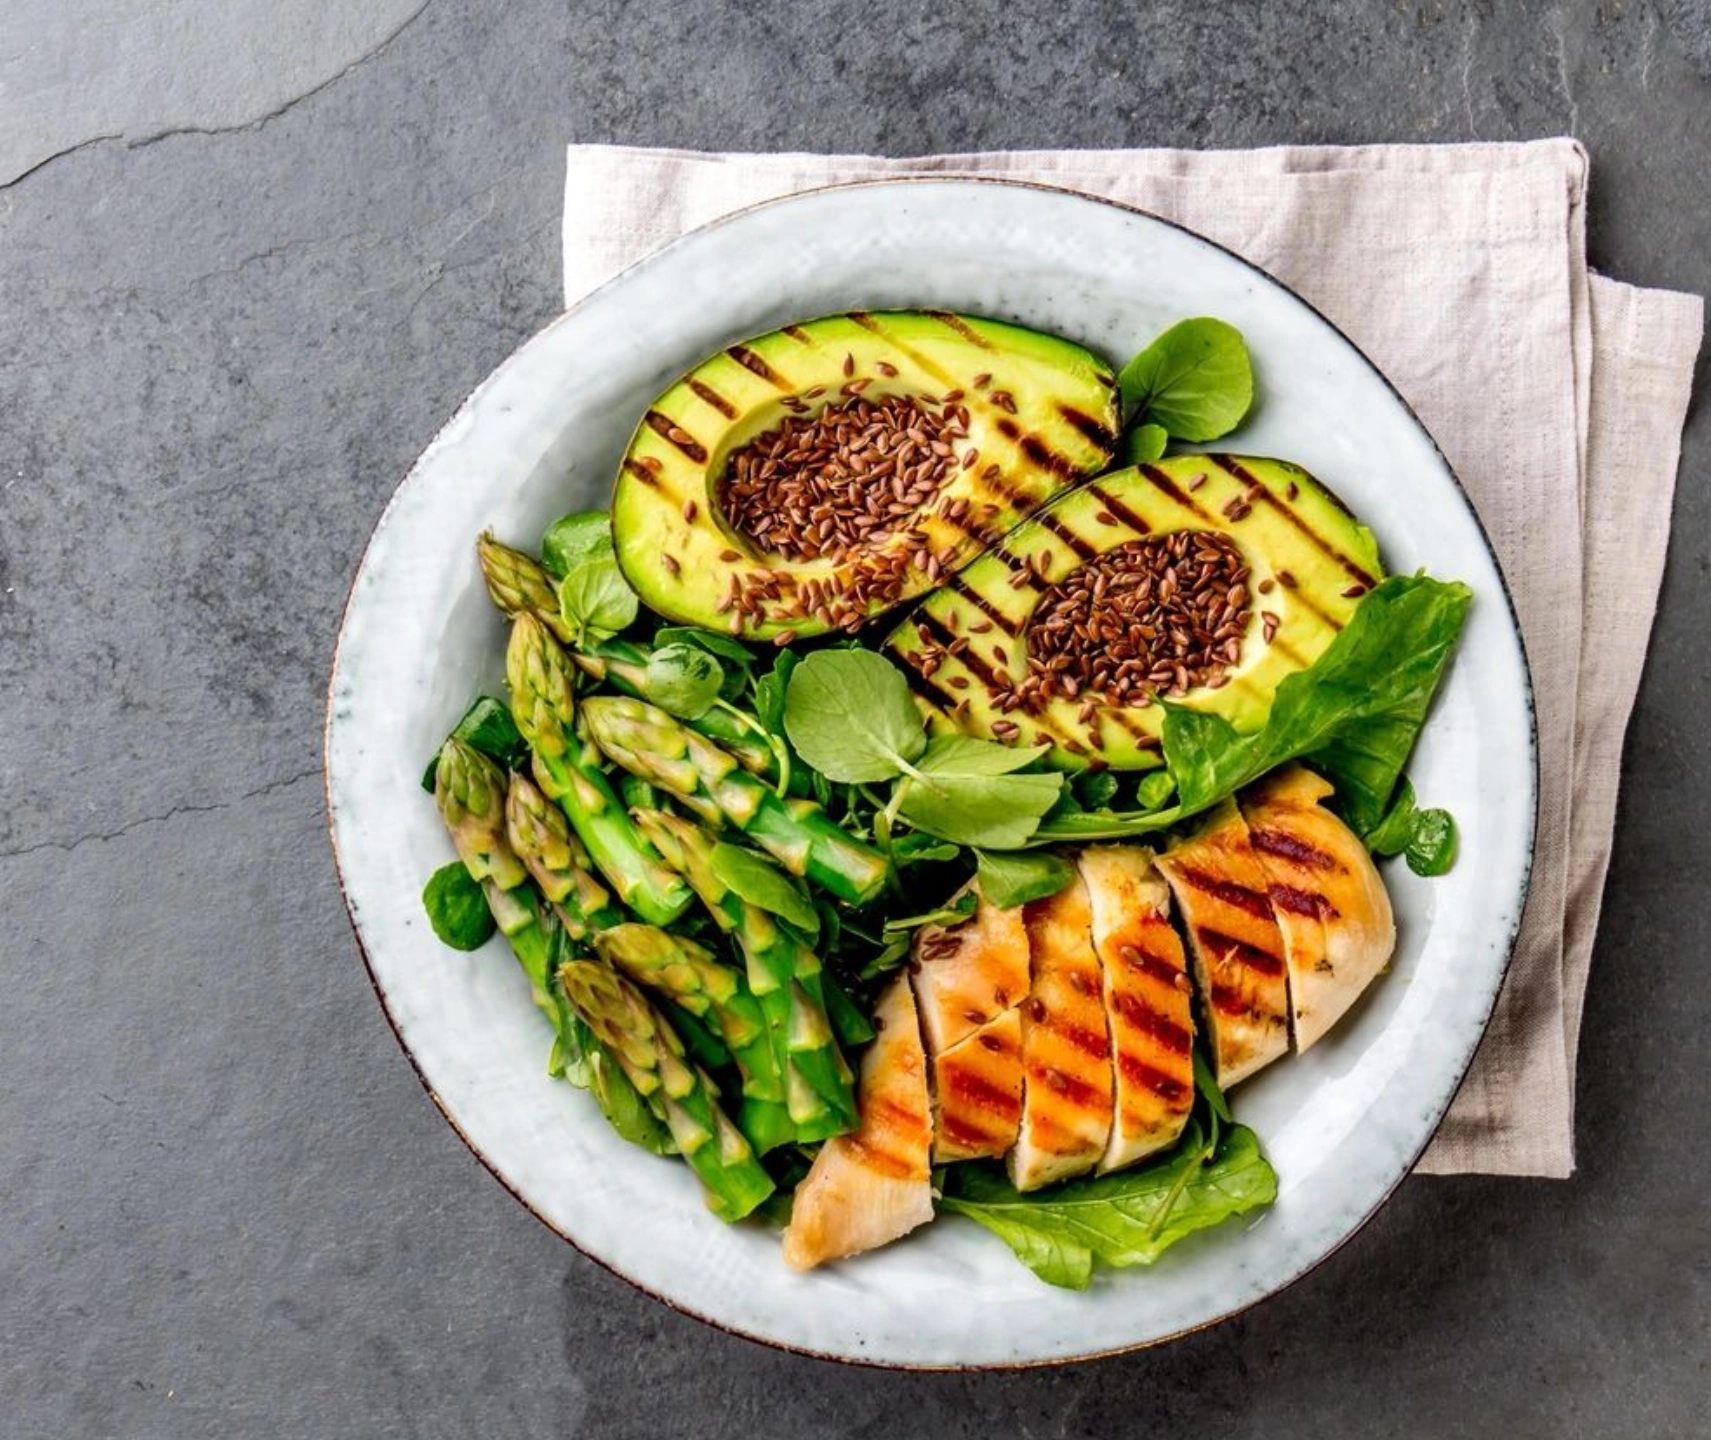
[[416, 315, 1472, 1288]]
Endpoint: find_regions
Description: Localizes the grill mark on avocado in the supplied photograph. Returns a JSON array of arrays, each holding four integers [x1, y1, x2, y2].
[[1171, 866, 1274, 920], [643, 410, 708, 463], [725, 345, 790, 389], [1138, 464, 1218, 523], [1033, 513, 1101, 562], [1211, 456, 1378, 586], [916, 612, 1010, 689], [845, 311, 884, 333], [939, 574, 1022, 636], [993, 416, 1080, 480], [925, 311, 996, 349], [621, 458, 662, 488], [781, 325, 813, 344], [1058, 404, 1117, 452], [685, 379, 738, 418], [1197, 927, 1287, 979], [906, 667, 964, 715], [1085, 483, 1153, 534]]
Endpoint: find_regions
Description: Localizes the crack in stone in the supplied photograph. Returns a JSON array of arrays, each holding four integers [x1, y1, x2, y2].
[[0, 0, 432, 189], [0, 768, 320, 861]]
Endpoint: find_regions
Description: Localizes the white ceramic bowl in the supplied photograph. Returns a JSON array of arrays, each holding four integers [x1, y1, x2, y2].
[[325, 179, 1535, 1367]]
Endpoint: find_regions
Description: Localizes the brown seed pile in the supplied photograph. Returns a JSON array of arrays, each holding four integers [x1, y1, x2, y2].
[[715, 394, 967, 560], [1018, 532, 1252, 708]]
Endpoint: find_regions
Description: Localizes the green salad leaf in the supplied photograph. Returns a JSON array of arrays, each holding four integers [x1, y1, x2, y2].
[[1363, 776, 1460, 875], [938, 1122, 1277, 1289], [894, 736, 1064, 849], [821, 973, 877, 1048], [710, 841, 819, 936], [1034, 574, 1471, 843], [421, 862, 496, 950], [419, 695, 529, 792], [540, 511, 614, 579], [1134, 770, 1177, 811], [975, 848, 1074, 909], [643, 643, 724, 720], [558, 555, 639, 646], [753, 648, 798, 735], [784, 649, 927, 783], [1119, 318, 1255, 441], [1119, 422, 1170, 466]]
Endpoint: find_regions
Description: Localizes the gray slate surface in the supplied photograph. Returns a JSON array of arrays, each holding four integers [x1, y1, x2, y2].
[[2, 2, 1707, 1436]]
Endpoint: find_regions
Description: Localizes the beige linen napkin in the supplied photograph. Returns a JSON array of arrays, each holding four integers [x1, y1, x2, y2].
[[562, 140, 1701, 1178]]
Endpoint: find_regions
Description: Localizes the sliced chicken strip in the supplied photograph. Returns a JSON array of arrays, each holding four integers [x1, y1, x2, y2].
[[930, 1007, 1024, 1162], [1240, 765, 1396, 1051], [783, 974, 933, 1271], [1156, 800, 1291, 1089], [1077, 846, 1197, 1173], [910, 883, 1032, 1054], [1008, 873, 1114, 1192]]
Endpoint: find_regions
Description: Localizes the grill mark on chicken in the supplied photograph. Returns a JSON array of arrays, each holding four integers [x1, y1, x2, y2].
[[1269, 883, 1339, 919], [1027, 1063, 1107, 1109], [1108, 990, 1194, 1054], [1170, 866, 1275, 920], [1196, 926, 1287, 978], [1116, 1052, 1192, 1102], [1209, 981, 1289, 1022], [1249, 826, 1342, 871], [1117, 943, 1185, 989]]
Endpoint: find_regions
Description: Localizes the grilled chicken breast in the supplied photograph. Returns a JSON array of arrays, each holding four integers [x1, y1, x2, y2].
[[1009, 873, 1114, 1192], [1240, 765, 1396, 1051], [910, 884, 1032, 1054], [783, 974, 933, 1271], [930, 1007, 1025, 1162], [1156, 801, 1291, 1088], [1077, 846, 1196, 1173]]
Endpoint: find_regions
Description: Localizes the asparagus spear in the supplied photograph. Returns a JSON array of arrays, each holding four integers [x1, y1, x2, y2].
[[558, 959, 775, 1221], [477, 532, 574, 645], [433, 741, 670, 1151], [593, 922, 795, 1153], [504, 772, 626, 939], [633, 809, 858, 1142], [581, 695, 890, 906], [505, 613, 693, 926]]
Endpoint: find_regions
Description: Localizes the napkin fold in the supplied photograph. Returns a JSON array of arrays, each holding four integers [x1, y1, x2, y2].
[[562, 140, 1701, 1177]]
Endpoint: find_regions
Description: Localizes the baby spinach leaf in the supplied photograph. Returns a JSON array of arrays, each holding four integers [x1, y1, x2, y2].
[[421, 862, 496, 950], [784, 649, 927, 783], [419, 695, 529, 792], [1365, 777, 1421, 855], [1119, 317, 1255, 441], [643, 643, 724, 720], [1406, 808, 1458, 876], [938, 1123, 1277, 1289], [1119, 422, 1170, 466], [1072, 770, 1120, 811], [558, 555, 639, 646], [1134, 769, 1177, 811], [540, 511, 614, 579], [710, 842, 820, 937], [1034, 575, 1470, 843], [895, 735, 1063, 849], [975, 849, 1074, 909]]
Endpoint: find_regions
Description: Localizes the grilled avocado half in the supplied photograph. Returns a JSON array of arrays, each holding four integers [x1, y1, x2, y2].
[[886, 454, 1384, 769], [610, 312, 1120, 640]]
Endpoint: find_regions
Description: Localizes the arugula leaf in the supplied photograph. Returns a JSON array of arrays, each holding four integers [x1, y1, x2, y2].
[[1033, 575, 1470, 842], [558, 555, 639, 646], [421, 862, 496, 950], [784, 649, 927, 783], [643, 643, 724, 720], [419, 695, 530, 792], [540, 510, 614, 579], [1119, 317, 1255, 441], [881, 889, 979, 936], [1119, 422, 1169, 466], [654, 625, 756, 666], [890, 833, 962, 866], [710, 842, 820, 937], [975, 849, 1074, 908], [895, 736, 1063, 849], [939, 1123, 1277, 1289]]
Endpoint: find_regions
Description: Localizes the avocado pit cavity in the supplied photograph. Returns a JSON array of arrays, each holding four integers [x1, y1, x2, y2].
[[715, 391, 965, 561], [1019, 532, 1251, 710]]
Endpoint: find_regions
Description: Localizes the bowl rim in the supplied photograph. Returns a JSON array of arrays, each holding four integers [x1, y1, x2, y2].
[[322, 173, 1539, 1370]]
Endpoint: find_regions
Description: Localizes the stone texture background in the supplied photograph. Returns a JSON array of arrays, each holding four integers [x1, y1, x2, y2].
[[2, 2, 1706, 1435]]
